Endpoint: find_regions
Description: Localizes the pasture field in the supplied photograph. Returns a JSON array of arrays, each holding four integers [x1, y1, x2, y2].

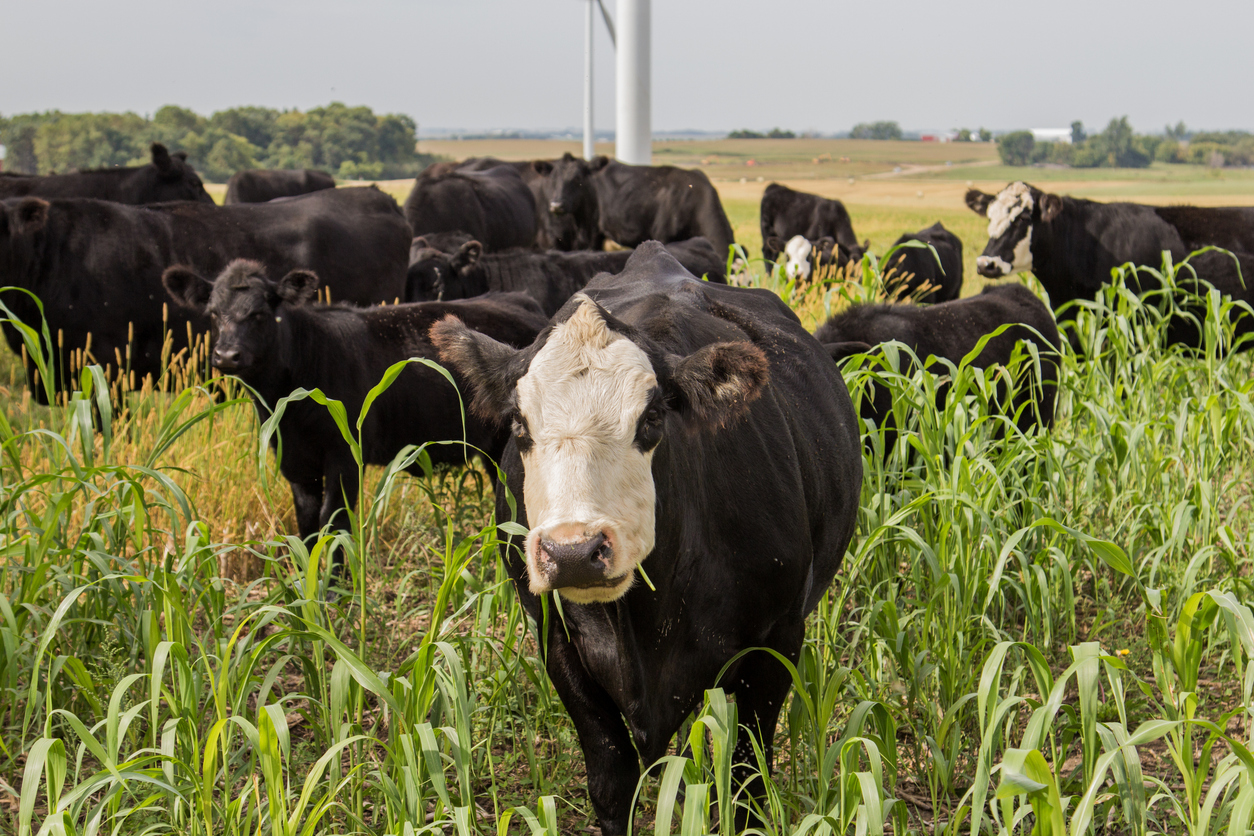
[[4, 144, 1254, 836]]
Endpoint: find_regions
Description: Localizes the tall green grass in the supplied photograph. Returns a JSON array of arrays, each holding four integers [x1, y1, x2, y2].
[[3, 250, 1254, 835]]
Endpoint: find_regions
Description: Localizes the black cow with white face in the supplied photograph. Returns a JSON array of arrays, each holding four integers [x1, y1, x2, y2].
[[162, 260, 548, 573], [760, 183, 866, 271], [406, 236, 726, 314], [763, 233, 859, 282], [0, 143, 213, 205], [432, 242, 862, 835], [967, 182, 1254, 345]]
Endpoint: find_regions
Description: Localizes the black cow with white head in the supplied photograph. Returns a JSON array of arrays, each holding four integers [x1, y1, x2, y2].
[[432, 242, 862, 834], [966, 182, 1254, 345]]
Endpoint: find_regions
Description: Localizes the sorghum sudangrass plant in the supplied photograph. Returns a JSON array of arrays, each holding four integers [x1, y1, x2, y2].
[[5, 248, 1254, 835]]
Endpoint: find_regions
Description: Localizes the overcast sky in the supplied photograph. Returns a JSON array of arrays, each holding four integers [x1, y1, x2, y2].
[[2, 0, 1250, 135]]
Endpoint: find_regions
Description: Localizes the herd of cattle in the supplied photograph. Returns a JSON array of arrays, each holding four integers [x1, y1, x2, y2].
[[3, 141, 1253, 836]]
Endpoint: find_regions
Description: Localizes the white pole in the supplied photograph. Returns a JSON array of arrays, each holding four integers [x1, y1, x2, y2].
[[583, 0, 595, 160], [615, 0, 651, 165]]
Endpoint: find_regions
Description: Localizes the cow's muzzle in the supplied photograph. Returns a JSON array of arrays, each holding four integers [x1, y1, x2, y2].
[[539, 532, 617, 589], [976, 255, 1011, 278], [212, 347, 248, 373]]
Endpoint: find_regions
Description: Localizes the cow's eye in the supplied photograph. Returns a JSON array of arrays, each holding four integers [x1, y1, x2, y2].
[[636, 401, 665, 450], [511, 415, 533, 452]]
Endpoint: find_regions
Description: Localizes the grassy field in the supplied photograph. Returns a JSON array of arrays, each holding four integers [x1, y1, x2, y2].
[[7, 141, 1254, 836]]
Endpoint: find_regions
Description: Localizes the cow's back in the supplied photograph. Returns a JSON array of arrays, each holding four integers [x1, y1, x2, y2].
[[157, 187, 409, 304], [225, 169, 336, 204], [404, 166, 537, 251]]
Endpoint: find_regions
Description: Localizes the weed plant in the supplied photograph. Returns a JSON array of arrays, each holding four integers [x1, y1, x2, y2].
[[3, 249, 1254, 835]]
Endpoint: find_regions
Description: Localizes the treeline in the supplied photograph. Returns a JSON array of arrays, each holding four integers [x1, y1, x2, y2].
[[727, 128, 796, 139], [998, 117, 1254, 168], [0, 103, 440, 182]]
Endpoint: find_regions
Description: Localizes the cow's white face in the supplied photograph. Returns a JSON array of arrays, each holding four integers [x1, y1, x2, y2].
[[432, 286, 770, 605], [975, 182, 1036, 277], [515, 299, 661, 602], [782, 235, 813, 281]]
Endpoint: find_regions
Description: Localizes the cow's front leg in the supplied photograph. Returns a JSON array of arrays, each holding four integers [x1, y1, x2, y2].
[[289, 477, 324, 540], [729, 626, 803, 828], [544, 617, 639, 836], [320, 457, 360, 578]]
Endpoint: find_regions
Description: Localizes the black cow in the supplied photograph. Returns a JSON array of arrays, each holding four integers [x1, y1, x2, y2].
[[0, 187, 410, 399], [966, 182, 1254, 337], [407, 237, 727, 314], [404, 164, 537, 252], [531, 152, 603, 250], [760, 183, 866, 271], [0, 143, 213, 205], [883, 221, 963, 303], [431, 242, 861, 835], [162, 260, 548, 572], [452, 156, 571, 249], [818, 283, 1061, 438], [224, 169, 336, 204], [546, 155, 736, 257]]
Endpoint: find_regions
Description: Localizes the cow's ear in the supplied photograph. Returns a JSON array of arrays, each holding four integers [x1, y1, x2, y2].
[[965, 188, 994, 217], [14, 198, 50, 234], [162, 265, 213, 311], [151, 143, 172, 171], [825, 341, 874, 363], [1039, 193, 1064, 223], [450, 240, 482, 274], [276, 269, 320, 305], [667, 341, 769, 428], [532, 159, 554, 175], [430, 315, 523, 423], [589, 155, 611, 172]]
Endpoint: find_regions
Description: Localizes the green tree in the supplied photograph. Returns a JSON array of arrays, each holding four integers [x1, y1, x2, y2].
[[1084, 116, 1150, 168], [978, 127, 992, 141], [1165, 121, 1189, 140], [997, 131, 1035, 165], [850, 121, 902, 140], [1070, 120, 1086, 144]]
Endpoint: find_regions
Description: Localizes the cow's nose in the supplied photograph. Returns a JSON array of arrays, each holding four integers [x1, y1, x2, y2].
[[213, 347, 243, 371], [541, 532, 612, 588], [549, 201, 565, 215], [975, 256, 1005, 278]]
